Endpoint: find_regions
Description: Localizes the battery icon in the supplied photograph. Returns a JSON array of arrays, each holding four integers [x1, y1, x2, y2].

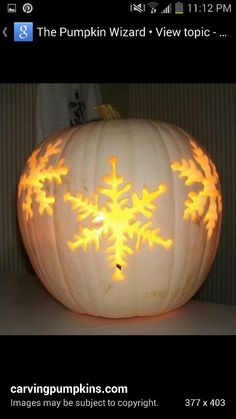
[[175, 2, 184, 14]]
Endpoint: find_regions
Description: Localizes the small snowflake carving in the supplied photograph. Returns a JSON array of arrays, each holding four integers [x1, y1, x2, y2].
[[171, 140, 222, 239], [18, 140, 68, 221]]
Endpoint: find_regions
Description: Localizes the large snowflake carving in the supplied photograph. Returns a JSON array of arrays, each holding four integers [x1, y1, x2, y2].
[[171, 140, 222, 239], [64, 156, 173, 281], [18, 140, 68, 221]]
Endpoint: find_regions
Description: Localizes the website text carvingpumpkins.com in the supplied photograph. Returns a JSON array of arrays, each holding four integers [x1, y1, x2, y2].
[[10, 383, 127, 396]]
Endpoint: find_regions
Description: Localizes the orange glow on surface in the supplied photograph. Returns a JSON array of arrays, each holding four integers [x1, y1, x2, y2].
[[64, 157, 173, 280], [171, 140, 222, 239], [18, 140, 68, 221]]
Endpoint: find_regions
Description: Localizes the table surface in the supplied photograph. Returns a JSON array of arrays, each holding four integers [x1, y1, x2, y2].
[[0, 272, 235, 335]]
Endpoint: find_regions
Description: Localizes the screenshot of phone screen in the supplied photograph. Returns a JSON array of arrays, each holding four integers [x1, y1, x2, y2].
[[0, 0, 235, 415]]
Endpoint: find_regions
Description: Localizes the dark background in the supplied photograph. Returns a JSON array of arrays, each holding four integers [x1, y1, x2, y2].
[[0, 0, 234, 81]]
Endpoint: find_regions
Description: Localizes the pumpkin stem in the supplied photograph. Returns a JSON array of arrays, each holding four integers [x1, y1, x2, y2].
[[95, 104, 122, 120]]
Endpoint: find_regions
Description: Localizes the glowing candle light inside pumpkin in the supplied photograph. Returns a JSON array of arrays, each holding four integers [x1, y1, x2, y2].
[[92, 212, 105, 228]]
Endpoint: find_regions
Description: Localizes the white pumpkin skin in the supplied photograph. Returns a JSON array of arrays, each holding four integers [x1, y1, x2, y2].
[[17, 119, 222, 318]]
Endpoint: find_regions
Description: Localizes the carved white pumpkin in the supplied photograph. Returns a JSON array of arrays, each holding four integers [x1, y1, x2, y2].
[[17, 117, 222, 318]]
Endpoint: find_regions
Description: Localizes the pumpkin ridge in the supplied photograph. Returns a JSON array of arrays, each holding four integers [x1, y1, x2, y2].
[[150, 121, 176, 312], [54, 130, 83, 309]]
